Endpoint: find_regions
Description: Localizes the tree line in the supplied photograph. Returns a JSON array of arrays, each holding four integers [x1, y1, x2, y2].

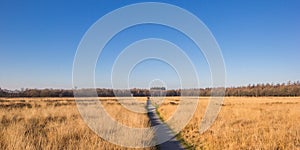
[[0, 81, 299, 97]]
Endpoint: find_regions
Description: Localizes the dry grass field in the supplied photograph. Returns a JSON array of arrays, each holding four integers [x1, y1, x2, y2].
[[1, 97, 299, 150], [157, 97, 300, 150], [0, 97, 155, 150]]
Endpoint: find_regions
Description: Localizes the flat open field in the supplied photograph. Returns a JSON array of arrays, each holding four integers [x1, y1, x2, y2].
[[0, 97, 154, 150], [157, 97, 300, 149], [0, 97, 299, 149]]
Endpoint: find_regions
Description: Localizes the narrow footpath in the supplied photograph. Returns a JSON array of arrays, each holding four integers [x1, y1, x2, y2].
[[146, 99, 185, 150]]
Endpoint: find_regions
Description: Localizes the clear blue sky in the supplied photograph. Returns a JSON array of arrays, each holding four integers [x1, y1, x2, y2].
[[0, 0, 299, 89]]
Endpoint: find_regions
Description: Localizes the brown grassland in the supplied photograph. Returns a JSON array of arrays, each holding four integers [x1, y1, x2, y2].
[[157, 97, 300, 150], [0, 97, 299, 150], [0, 97, 154, 150]]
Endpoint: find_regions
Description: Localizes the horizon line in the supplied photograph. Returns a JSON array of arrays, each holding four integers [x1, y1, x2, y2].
[[1, 80, 299, 91]]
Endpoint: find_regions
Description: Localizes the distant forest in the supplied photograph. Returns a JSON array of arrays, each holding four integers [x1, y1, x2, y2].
[[0, 81, 299, 97]]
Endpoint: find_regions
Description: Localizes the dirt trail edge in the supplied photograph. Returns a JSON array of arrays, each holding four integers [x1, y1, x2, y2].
[[146, 100, 185, 150]]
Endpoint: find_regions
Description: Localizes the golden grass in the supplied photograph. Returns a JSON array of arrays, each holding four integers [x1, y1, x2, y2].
[[157, 97, 300, 150], [0, 97, 155, 150], [2, 97, 299, 149]]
